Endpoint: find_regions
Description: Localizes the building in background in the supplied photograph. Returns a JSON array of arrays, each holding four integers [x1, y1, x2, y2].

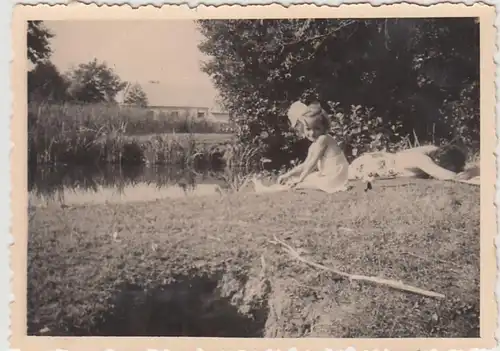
[[117, 80, 230, 123], [209, 110, 230, 123], [147, 105, 211, 119]]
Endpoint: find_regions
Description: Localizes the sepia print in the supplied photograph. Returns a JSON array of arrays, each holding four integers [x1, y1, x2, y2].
[[10, 3, 497, 351]]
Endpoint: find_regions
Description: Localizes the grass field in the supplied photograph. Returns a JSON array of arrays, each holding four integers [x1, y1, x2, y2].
[[27, 178, 480, 338]]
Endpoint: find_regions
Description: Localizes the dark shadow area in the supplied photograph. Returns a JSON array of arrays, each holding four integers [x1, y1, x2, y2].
[[88, 274, 269, 337], [28, 163, 226, 199]]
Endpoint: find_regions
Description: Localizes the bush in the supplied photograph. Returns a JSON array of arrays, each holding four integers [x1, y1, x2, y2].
[[327, 103, 403, 162]]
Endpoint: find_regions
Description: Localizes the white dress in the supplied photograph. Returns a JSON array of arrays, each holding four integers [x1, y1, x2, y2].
[[348, 152, 398, 180], [296, 136, 350, 193], [252, 136, 350, 194], [348, 151, 423, 180]]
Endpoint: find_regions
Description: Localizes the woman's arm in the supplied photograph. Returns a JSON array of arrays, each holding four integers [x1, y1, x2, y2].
[[284, 163, 305, 177], [456, 165, 480, 180], [398, 145, 439, 155], [412, 153, 457, 180], [282, 142, 316, 178]]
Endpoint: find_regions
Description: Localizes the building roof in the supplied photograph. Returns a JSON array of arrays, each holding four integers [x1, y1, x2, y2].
[[148, 105, 210, 110], [116, 81, 225, 112]]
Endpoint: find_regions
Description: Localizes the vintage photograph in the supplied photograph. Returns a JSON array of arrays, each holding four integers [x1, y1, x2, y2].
[[24, 10, 487, 341]]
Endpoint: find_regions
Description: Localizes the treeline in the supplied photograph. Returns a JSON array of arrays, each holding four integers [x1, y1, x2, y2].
[[27, 21, 148, 107], [197, 18, 480, 164]]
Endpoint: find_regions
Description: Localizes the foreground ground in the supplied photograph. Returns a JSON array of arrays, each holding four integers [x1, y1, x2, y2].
[[27, 178, 480, 337]]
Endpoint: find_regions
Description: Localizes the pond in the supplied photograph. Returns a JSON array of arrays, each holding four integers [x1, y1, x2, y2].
[[28, 164, 239, 207]]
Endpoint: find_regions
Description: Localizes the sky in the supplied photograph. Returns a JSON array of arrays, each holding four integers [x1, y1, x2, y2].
[[44, 20, 219, 108]]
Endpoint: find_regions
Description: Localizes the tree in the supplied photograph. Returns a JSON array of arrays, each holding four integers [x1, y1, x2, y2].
[[27, 21, 54, 65], [66, 59, 127, 103], [28, 61, 69, 102], [197, 18, 479, 165], [124, 83, 149, 107], [27, 21, 66, 102]]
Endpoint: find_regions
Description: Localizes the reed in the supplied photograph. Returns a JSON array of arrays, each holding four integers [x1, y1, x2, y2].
[[28, 102, 229, 166], [216, 141, 266, 192]]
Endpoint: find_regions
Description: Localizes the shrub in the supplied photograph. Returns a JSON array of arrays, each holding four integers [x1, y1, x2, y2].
[[217, 140, 266, 192], [327, 102, 404, 162]]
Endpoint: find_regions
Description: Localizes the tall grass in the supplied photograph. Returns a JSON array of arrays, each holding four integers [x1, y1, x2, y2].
[[216, 141, 268, 192], [28, 102, 230, 167]]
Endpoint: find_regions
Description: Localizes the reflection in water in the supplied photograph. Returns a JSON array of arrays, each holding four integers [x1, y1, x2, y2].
[[28, 164, 229, 206]]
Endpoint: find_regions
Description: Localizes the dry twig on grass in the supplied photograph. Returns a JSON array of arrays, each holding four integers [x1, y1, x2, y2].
[[450, 228, 468, 235], [269, 234, 445, 300], [401, 251, 461, 269]]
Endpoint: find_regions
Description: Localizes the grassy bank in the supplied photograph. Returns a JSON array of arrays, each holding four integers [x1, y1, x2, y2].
[[28, 102, 234, 166], [28, 179, 479, 337]]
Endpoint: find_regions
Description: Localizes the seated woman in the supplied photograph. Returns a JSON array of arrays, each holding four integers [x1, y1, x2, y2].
[[348, 143, 480, 185], [253, 101, 350, 194]]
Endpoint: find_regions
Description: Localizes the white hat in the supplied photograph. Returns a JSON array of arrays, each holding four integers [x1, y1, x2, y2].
[[287, 101, 308, 128]]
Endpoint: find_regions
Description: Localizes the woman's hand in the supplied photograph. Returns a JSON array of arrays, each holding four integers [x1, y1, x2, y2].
[[455, 167, 479, 181], [455, 171, 469, 180], [277, 174, 289, 185]]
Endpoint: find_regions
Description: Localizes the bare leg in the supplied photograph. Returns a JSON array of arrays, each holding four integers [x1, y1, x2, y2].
[[252, 176, 292, 193], [252, 170, 350, 194], [295, 172, 349, 193]]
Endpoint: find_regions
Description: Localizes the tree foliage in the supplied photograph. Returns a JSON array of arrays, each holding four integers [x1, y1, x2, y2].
[[197, 18, 479, 165], [66, 59, 127, 103], [124, 83, 149, 107], [28, 61, 69, 102], [27, 21, 54, 65]]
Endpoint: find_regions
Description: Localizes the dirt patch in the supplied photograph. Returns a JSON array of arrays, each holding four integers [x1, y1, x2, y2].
[[82, 271, 271, 337]]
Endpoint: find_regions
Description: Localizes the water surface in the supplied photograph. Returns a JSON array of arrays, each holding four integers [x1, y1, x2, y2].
[[29, 164, 230, 207]]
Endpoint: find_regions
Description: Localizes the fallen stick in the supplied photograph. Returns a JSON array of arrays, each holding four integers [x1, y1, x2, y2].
[[450, 228, 467, 235], [270, 234, 445, 300], [401, 251, 461, 269], [450, 177, 480, 186]]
